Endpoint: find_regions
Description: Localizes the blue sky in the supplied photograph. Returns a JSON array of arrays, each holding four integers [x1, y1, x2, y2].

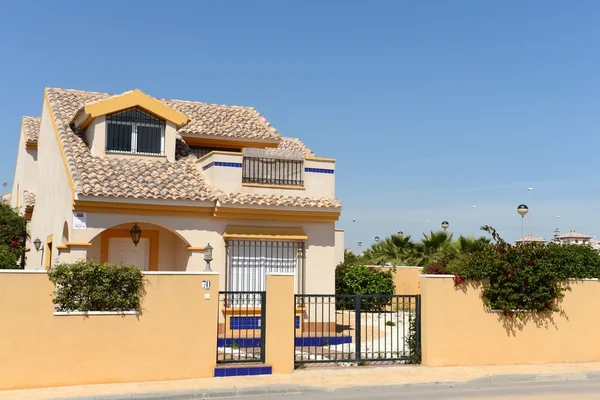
[[1, 1, 600, 250]]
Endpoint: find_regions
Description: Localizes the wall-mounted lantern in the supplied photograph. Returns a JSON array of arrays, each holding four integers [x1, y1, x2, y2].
[[33, 238, 42, 251], [129, 223, 142, 247], [204, 243, 213, 272]]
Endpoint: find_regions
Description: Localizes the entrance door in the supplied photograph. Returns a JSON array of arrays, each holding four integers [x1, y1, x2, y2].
[[108, 237, 150, 270]]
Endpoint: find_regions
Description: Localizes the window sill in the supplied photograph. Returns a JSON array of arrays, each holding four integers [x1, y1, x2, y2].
[[105, 151, 166, 158], [242, 183, 306, 190]]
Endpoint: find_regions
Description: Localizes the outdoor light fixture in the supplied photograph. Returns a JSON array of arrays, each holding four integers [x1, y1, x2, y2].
[[33, 238, 42, 251], [374, 236, 380, 243], [129, 223, 142, 247], [204, 243, 213, 272], [358, 241, 363, 247], [397, 231, 403, 236], [441, 221, 449, 231], [517, 204, 529, 244]]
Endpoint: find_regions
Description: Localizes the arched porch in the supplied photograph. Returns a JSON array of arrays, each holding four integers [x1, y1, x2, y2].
[[87, 222, 192, 271]]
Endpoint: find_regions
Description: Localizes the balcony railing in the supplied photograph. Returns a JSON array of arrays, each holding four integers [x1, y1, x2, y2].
[[242, 157, 304, 187]]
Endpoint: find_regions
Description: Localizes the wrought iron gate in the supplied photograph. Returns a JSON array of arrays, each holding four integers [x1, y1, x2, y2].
[[294, 294, 420, 364], [217, 291, 266, 364]]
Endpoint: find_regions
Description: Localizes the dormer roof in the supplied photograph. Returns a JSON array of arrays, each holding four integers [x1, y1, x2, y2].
[[70, 89, 189, 130]]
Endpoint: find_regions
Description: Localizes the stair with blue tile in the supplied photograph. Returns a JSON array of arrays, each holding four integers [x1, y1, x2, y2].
[[214, 364, 272, 377]]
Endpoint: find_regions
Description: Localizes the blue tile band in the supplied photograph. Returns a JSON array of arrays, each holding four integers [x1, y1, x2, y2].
[[202, 161, 243, 171], [230, 316, 261, 330], [217, 336, 352, 348], [214, 366, 272, 377], [304, 167, 334, 174], [295, 316, 300, 329]]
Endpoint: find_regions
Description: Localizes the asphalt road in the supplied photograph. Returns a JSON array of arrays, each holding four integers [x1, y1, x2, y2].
[[234, 379, 600, 399]]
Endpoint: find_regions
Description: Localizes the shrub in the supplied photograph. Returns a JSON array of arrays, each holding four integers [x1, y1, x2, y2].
[[0, 203, 27, 269], [48, 260, 145, 312], [406, 316, 421, 364], [0, 245, 19, 269], [445, 226, 600, 318], [338, 265, 396, 310]]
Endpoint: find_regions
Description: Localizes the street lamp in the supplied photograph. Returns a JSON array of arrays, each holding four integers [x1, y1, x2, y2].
[[358, 241, 363, 248], [441, 221, 449, 232], [33, 238, 42, 251], [129, 223, 142, 246], [374, 236, 380, 243], [517, 204, 529, 244], [204, 243, 213, 272]]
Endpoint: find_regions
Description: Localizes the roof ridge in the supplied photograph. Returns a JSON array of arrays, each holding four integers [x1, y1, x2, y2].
[[44, 88, 84, 194], [163, 97, 255, 110]]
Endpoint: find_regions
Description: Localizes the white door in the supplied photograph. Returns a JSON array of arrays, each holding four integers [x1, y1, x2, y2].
[[108, 237, 150, 271]]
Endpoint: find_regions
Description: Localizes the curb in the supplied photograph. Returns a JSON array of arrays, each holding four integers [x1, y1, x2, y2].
[[52, 371, 600, 400]]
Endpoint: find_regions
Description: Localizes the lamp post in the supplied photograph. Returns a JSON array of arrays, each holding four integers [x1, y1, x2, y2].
[[517, 204, 529, 244], [528, 187, 534, 234], [374, 236, 380, 243], [129, 223, 142, 246], [204, 243, 213, 272], [441, 221, 449, 232]]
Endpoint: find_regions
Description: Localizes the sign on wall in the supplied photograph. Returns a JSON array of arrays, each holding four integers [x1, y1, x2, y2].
[[73, 212, 87, 230]]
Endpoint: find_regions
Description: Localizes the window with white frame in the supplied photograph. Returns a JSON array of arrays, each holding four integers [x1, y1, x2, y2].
[[225, 240, 305, 294], [106, 107, 165, 155]]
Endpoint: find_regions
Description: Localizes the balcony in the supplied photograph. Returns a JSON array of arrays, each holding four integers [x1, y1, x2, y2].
[[197, 150, 335, 198]]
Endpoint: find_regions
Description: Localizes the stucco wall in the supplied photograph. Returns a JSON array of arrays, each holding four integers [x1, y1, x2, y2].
[[27, 101, 75, 269], [0, 270, 219, 390], [421, 275, 600, 366], [379, 266, 422, 295], [10, 127, 38, 213], [76, 212, 337, 293]]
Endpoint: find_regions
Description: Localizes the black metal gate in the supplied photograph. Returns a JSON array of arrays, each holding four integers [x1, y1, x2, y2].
[[217, 291, 266, 364], [294, 294, 421, 364]]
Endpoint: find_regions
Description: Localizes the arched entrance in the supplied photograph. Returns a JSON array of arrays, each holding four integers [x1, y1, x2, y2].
[[89, 222, 191, 271]]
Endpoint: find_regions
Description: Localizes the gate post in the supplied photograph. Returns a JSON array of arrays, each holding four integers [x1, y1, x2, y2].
[[355, 295, 361, 363], [265, 273, 295, 374]]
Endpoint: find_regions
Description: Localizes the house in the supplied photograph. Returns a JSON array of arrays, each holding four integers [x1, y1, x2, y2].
[[515, 235, 546, 244], [10, 88, 344, 294], [1, 192, 10, 204], [555, 231, 593, 246]]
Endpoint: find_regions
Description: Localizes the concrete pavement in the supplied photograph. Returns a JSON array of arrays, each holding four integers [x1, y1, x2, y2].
[[235, 380, 600, 399], [2, 362, 600, 399]]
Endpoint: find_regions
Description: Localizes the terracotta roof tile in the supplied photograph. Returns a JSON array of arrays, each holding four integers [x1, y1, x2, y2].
[[219, 193, 341, 209], [516, 235, 545, 243], [22, 116, 41, 144], [22, 190, 35, 209], [559, 231, 592, 239], [277, 138, 315, 158], [44, 87, 340, 209]]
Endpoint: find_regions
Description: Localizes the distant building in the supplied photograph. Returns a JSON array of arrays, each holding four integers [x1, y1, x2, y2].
[[556, 231, 593, 246], [515, 235, 546, 244], [1, 192, 10, 204]]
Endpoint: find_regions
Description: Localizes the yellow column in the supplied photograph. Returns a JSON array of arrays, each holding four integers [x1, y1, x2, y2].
[[265, 273, 295, 374]]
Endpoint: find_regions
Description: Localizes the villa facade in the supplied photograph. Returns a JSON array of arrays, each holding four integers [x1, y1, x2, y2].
[[9, 88, 344, 293]]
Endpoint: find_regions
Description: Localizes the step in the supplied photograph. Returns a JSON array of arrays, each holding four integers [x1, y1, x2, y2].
[[214, 364, 272, 377]]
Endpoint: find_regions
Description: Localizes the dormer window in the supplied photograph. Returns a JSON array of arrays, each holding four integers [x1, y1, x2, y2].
[[106, 108, 165, 155]]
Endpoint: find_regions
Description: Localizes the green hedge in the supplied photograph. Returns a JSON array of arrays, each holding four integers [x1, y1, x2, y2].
[[48, 260, 145, 312], [335, 264, 396, 310], [445, 226, 600, 317]]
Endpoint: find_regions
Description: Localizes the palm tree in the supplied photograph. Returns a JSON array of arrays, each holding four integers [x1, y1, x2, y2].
[[454, 235, 491, 253], [413, 231, 456, 266], [362, 234, 416, 266]]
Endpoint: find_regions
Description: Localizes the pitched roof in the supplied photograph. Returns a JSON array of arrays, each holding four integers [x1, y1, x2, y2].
[[22, 116, 41, 144], [277, 138, 315, 158], [516, 235, 546, 243], [44, 88, 339, 209], [1, 192, 10, 204], [559, 231, 592, 239]]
